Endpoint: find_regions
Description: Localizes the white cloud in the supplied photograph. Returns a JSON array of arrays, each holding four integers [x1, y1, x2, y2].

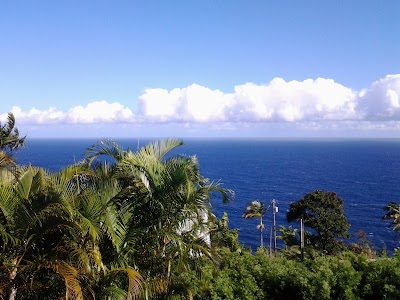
[[2, 75, 400, 132], [1, 101, 135, 124], [230, 78, 357, 122], [356, 74, 400, 120], [66, 101, 134, 123], [0, 106, 66, 124], [138, 78, 358, 123], [138, 84, 234, 122]]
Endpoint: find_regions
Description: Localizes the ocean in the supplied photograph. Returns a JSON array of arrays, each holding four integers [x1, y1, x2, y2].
[[14, 138, 400, 252]]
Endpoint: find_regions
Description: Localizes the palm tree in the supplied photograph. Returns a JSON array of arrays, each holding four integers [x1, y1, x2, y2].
[[278, 225, 299, 250], [0, 113, 25, 154], [242, 200, 269, 247], [0, 164, 143, 300], [0, 113, 24, 186], [0, 165, 81, 299], [84, 138, 232, 298], [0, 137, 230, 299], [383, 201, 400, 231], [57, 162, 143, 299]]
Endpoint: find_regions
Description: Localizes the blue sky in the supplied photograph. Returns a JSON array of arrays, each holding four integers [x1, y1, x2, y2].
[[0, 1, 399, 138]]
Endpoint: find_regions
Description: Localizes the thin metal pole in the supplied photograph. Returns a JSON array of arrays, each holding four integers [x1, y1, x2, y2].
[[300, 218, 304, 261], [272, 199, 277, 256], [260, 215, 264, 248], [269, 226, 272, 256]]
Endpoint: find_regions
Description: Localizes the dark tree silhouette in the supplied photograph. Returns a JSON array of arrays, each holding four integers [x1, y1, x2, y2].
[[287, 190, 350, 254]]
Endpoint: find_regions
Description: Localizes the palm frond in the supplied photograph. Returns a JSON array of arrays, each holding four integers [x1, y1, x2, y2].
[[383, 201, 400, 230], [100, 286, 128, 300], [141, 138, 183, 161], [52, 261, 84, 300], [14, 167, 35, 200], [0, 181, 18, 220], [84, 139, 127, 166], [242, 200, 269, 218], [110, 266, 143, 300], [0, 223, 19, 245], [0, 151, 16, 172], [141, 276, 169, 299]]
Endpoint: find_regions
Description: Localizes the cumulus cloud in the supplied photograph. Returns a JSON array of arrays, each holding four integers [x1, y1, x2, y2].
[[1, 101, 135, 124], [230, 78, 357, 122], [2, 75, 400, 127], [356, 74, 400, 120], [138, 75, 400, 123], [66, 101, 134, 123], [138, 78, 358, 123], [138, 84, 234, 122], [2, 106, 66, 124]]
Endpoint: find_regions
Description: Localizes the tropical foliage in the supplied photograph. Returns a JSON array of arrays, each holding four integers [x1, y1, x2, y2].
[[0, 137, 233, 299], [383, 201, 400, 230], [0, 112, 25, 179], [242, 200, 269, 247], [84, 138, 232, 297], [168, 246, 400, 300], [0, 112, 25, 153], [0, 164, 143, 299], [1, 114, 400, 299]]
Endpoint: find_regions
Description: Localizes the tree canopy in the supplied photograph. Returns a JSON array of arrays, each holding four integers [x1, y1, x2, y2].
[[243, 200, 269, 247], [287, 190, 350, 254], [383, 201, 400, 231], [0, 138, 233, 299], [0, 112, 26, 153]]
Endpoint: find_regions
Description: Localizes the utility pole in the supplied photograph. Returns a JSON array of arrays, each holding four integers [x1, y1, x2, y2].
[[300, 218, 304, 262], [272, 199, 278, 256], [269, 226, 272, 256]]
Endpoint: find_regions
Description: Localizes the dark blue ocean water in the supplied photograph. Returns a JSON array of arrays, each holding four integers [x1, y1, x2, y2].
[[14, 138, 400, 252]]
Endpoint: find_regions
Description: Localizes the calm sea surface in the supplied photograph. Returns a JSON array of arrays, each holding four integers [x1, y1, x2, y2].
[[14, 138, 400, 252]]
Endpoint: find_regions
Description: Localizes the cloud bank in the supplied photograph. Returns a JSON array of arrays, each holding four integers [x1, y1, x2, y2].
[[0, 101, 134, 124], [1, 75, 400, 128], [138, 78, 357, 123]]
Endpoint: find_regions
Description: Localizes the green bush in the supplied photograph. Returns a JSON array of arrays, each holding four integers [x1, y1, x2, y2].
[[358, 257, 400, 300]]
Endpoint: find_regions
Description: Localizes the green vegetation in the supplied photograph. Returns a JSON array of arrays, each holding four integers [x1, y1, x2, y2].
[[0, 112, 25, 154], [242, 200, 269, 247], [287, 190, 350, 254], [167, 233, 400, 300], [1, 114, 400, 299], [0, 136, 232, 299], [0, 112, 25, 172], [383, 201, 400, 230]]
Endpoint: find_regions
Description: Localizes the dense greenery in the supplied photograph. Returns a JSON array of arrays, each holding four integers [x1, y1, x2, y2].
[[0, 137, 232, 299], [185, 250, 400, 300], [287, 190, 350, 254], [1, 116, 400, 299]]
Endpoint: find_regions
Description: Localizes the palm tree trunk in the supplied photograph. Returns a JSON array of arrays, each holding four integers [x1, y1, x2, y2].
[[9, 288, 17, 300], [8, 258, 18, 300], [167, 258, 172, 279]]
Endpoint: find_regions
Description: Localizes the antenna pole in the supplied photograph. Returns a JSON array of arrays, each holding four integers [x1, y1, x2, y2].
[[300, 218, 304, 261], [272, 199, 277, 256]]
